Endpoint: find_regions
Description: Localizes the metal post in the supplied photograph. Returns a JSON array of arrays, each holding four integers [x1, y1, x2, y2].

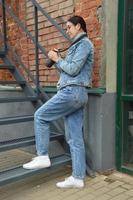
[[34, 5, 40, 97], [2, 0, 7, 50]]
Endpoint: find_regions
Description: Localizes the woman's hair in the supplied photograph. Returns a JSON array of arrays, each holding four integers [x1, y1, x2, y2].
[[68, 15, 87, 33]]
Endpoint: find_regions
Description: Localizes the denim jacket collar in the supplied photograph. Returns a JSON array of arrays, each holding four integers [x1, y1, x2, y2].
[[72, 32, 87, 43]]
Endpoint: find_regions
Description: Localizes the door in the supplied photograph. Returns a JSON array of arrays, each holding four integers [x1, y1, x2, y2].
[[116, 0, 133, 174]]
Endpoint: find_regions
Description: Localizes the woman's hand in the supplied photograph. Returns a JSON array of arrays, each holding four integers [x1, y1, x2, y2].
[[48, 49, 60, 63]]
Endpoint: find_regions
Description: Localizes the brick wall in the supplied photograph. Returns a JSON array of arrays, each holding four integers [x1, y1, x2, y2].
[[0, 0, 103, 87]]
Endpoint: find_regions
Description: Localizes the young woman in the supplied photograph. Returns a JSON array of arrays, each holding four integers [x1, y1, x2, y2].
[[23, 16, 94, 188]]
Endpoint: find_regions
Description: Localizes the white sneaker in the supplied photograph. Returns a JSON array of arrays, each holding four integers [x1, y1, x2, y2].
[[56, 176, 84, 188], [23, 155, 51, 170]]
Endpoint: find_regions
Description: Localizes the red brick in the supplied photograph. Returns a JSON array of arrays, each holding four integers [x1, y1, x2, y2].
[[46, 5, 59, 13], [48, 75, 59, 82], [59, 0, 73, 9], [50, 0, 65, 6]]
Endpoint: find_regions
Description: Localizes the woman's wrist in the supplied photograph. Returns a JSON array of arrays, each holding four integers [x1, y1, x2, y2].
[[55, 57, 61, 63]]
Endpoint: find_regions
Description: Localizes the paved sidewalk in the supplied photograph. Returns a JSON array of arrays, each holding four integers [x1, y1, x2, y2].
[[0, 166, 133, 200]]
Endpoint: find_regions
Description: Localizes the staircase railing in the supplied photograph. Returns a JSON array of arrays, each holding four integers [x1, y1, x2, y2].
[[0, 0, 71, 98]]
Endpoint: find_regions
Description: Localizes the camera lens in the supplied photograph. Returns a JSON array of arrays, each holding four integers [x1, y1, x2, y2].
[[46, 59, 55, 68]]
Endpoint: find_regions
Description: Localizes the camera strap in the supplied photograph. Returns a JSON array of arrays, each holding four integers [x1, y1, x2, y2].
[[58, 33, 88, 53]]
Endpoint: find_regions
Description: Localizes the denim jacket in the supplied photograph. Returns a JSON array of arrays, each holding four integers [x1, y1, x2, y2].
[[56, 32, 94, 90]]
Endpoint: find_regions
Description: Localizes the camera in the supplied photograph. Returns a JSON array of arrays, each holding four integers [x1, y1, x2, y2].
[[45, 33, 87, 68], [46, 59, 55, 68], [46, 49, 59, 68]]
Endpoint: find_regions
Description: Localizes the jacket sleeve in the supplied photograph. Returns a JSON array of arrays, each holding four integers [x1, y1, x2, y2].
[[56, 41, 91, 76]]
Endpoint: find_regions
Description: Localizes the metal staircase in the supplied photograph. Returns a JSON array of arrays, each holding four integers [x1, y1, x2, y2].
[[0, 0, 71, 186]]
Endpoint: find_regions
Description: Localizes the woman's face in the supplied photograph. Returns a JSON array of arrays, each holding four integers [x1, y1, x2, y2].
[[66, 21, 81, 39]]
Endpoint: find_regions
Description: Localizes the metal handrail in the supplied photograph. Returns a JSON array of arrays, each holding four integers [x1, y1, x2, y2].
[[30, 0, 71, 42]]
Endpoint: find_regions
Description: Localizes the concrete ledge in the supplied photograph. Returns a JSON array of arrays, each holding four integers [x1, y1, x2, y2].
[[0, 85, 106, 95], [42, 86, 106, 95]]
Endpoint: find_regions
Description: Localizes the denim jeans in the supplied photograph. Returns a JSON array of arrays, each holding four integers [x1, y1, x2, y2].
[[34, 86, 88, 179]]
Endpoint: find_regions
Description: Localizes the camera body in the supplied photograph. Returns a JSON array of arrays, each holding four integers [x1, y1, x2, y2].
[[46, 49, 59, 68]]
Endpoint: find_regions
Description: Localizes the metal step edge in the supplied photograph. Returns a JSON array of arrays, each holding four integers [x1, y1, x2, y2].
[[0, 80, 26, 85], [0, 96, 38, 103], [0, 64, 15, 69], [0, 132, 64, 152], [0, 154, 71, 186], [0, 115, 34, 125]]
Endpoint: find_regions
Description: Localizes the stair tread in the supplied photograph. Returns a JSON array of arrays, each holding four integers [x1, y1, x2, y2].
[[0, 96, 38, 103], [0, 132, 64, 151], [0, 154, 71, 186]]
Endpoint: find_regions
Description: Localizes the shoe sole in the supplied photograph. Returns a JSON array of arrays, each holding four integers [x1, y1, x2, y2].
[[56, 184, 84, 189], [23, 164, 51, 170]]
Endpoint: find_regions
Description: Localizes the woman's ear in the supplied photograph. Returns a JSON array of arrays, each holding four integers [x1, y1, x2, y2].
[[76, 23, 81, 31]]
